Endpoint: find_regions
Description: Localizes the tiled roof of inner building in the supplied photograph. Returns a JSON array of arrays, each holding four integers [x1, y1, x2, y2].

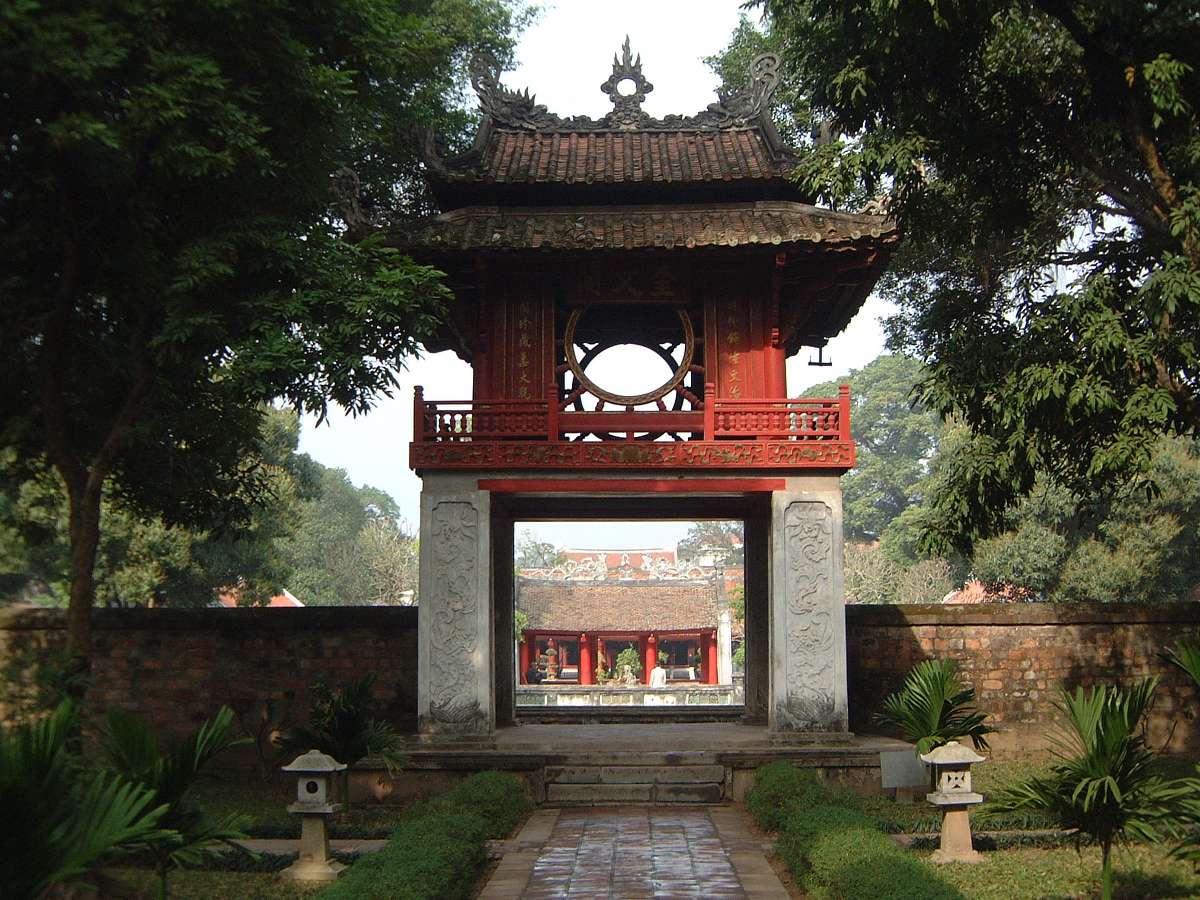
[[443, 128, 791, 186], [392, 202, 896, 253], [517, 578, 725, 634]]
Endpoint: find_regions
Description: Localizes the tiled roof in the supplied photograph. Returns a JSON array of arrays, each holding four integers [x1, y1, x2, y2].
[[518, 577, 723, 633], [394, 202, 895, 253], [446, 128, 790, 186]]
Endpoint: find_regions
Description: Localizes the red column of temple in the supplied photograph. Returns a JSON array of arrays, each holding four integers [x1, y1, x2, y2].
[[704, 631, 718, 685], [646, 634, 658, 683], [579, 633, 593, 685], [638, 636, 649, 684], [518, 634, 532, 684]]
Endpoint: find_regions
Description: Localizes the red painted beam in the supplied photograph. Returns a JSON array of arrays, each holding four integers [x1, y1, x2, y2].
[[478, 478, 786, 493]]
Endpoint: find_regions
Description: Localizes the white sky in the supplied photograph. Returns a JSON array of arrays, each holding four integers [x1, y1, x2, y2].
[[298, 1, 891, 548]]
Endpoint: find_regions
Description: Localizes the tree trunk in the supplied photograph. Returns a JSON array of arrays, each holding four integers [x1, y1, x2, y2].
[[1101, 839, 1113, 900], [64, 474, 103, 696]]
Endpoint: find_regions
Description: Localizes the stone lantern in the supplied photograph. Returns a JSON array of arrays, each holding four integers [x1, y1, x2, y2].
[[920, 741, 986, 863], [281, 749, 347, 883]]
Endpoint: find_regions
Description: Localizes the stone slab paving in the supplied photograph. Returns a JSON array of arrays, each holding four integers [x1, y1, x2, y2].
[[478, 806, 789, 900]]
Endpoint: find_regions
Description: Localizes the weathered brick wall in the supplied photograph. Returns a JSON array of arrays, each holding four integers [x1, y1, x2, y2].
[[0, 606, 418, 762], [4, 603, 1197, 760], [847, 603, 1200, 756]]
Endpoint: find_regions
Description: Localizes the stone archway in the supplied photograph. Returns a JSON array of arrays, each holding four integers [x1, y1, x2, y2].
[[415, 473, 850, 742]]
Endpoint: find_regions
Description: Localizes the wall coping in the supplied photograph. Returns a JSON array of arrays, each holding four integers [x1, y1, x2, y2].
[[3, 601, 1197, 633], [846, 601, 1200, 627], [0, 605, 418, 632]]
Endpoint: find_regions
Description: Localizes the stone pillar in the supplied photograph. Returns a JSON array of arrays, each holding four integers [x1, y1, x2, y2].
[[769, 479, 850, 737], [717, 609, 733, 685], [417, 474, 493, 740]]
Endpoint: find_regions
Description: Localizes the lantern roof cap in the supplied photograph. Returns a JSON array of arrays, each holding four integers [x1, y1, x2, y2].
[[920, 740, 986, 766], [282, 749, 347, 773]]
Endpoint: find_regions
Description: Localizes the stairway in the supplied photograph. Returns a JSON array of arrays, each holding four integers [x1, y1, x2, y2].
[[542, 751, 727, 804]]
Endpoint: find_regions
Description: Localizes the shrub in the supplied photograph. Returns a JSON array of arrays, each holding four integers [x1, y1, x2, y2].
[[775, 804, 875, 874], [320, 812, 487, 900], [745, 763, 834, 831], [318, 771, 529, 900], [431, 770, 531, 838], [748, 763, 964, 900]]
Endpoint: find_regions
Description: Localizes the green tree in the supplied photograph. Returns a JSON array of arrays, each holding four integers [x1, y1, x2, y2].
[[742, 1, 1200, 550], [803, 354, 946, 542], [515, 529, 566, 570], [958, 435, 1200, 602], [0, 0, 524, 669], [0, 408, 316, 607], [286, 466, 417, 606], [675, 521, 745, 566]]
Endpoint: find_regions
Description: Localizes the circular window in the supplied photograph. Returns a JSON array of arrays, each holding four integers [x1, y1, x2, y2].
[[564, 306, 695, 406], [615, 77, 638, 97]]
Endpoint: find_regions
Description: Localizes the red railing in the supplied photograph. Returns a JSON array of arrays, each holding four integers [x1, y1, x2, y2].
[[412, 383, 851, 443]]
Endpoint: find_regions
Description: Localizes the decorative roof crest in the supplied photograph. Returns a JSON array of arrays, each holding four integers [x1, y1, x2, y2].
[[467, 45, 786, 134], [600, 37, 653, 129]]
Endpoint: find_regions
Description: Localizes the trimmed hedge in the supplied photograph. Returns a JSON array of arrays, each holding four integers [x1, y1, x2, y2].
[[747, 764, 964, 900], [319, 772, 531, 900]]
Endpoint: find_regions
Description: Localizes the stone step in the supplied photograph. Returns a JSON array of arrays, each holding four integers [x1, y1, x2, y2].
[[547, 764, 726, 785], [538, 750, 723, 766], [546, 782, 724, 804]]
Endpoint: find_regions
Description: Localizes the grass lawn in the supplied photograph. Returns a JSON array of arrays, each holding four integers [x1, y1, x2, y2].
[[109, 869, 311, 899], [192, 774, 414, 835], [854, 754, 1198, 834], [935, 844, 1200, 899]]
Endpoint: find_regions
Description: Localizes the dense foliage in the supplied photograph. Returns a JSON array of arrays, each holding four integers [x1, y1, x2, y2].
[[0, 0, 524, 666], [0, 408, 418, 607], [0, 701, 171, 899], [804, 354, 946, 542], [718, 2, 1200, 551]]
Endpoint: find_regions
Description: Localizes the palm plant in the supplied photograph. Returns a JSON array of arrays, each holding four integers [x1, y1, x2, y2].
[[102, 705, 252, 900], [278, 674, 407, 806], [993, 680, 1177, 900], [1160, 634, 1200, 866], [0, 701, 172, 900], [874, 658, 994, 755], [1161, 634, 1200, 690]]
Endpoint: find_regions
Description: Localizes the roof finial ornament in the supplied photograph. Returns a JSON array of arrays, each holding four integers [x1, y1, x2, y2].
[[601, 36, 653, 130], [708, 52, 783, 126]]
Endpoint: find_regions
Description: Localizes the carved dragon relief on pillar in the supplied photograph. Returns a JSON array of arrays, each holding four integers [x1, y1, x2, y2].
[[423, 500, 487, 734], [776, 500, 841, 731]]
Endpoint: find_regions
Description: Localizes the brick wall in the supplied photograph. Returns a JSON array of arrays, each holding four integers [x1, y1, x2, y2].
[[847, 603, 1200, 755], [3, 602, 1197, 759], [0, 606, 418, 761]]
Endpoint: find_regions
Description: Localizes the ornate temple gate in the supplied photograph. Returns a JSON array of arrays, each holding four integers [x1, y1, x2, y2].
[[394, 42, 896, 742]]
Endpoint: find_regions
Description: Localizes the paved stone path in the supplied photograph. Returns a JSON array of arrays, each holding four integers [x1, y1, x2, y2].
[[478, 806, 789, 899]]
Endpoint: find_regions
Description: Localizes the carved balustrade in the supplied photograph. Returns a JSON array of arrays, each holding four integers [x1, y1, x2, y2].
[[413, 384, 851, 446]]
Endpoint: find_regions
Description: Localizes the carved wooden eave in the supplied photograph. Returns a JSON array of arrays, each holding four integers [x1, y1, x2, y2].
[[388, 202, 896, 360]]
